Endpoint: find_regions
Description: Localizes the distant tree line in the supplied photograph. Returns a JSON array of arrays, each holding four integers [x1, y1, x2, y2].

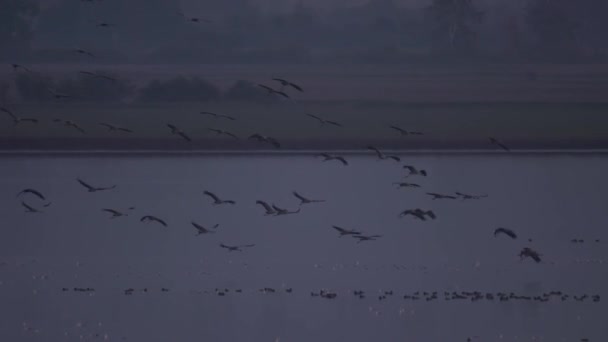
[[1, 0, 608, 64], [13, 72, 274, 103]]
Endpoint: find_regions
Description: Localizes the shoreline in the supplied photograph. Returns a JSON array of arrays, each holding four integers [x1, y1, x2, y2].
[[1, 138, 607, 153]]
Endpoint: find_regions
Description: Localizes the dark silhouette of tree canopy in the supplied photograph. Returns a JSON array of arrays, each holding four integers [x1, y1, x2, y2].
[[426, 0, 484, 56], [0, 0, 40, 57]]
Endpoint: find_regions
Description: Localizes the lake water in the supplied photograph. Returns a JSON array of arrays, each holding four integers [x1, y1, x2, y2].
[[0, 152, 606, 341]]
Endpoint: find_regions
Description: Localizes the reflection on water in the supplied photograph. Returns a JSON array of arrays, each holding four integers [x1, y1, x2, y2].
[[0, 153, 606, 341]]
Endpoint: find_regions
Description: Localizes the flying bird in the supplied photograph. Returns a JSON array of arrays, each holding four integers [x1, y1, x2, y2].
[[519, 247, 541, 263], [53, 119, 85, 133], [22, 201, 43, 213], [494, 227, 517, 239], [367, 145, 400, 162], [249, 134, 280, 148], [332, 225, 362, 237], [102, 209, 129, 218], [79, 71, 116, 82], [353, 234, 382, 243], [209, 128, 239, 139], [258, 84, 289, 98], [204, 191, 236, 205], [403, 165, 428, 177], [1, 107, 38, 125], [75, 49, 95, 57], [389, 125, 423, 136], [11, 63, 33, 73], [455, 192, 488, 200], [399, 209, 436, 221], [255, 200, 276, 215], [220, 243, 255, 252], [99, 123, 133, 133], [426, 192, 457, 200], [141, 215, 167, 227], [177, 11, 211, 23], [489, 137, 510, 152], [17, 189, 47, 201], [96, 22, 114, 28], [292, 191, 325, 205], [48, 89, 72, 99], [17, 189, 51, 207], [192, 221, 218, 235], [77, 178, 116, 192], [272, 78, 303, 92], [393, 182, 421, 189], [167, 124, 191, 142], [305, 113, 342, 127], [316, 153, 348, 166], [200, 111, 236, 120], [271, 204, 301, 216]]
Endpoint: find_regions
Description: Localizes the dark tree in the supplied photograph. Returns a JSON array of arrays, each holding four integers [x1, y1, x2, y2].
[[0, 0, 40, 57], [426, 0, 484, 56]]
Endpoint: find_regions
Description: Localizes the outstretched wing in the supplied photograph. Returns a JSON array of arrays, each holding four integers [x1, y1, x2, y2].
[[292, 191, 307, 202], [204, 191, 220, 202], [389, 125, 406, 134], [18, 189, 46, 201], [288, 82, 303, 92], [77, 178, 95, 191], [102, 209, 120, 215], [305, 113, 323, 123], [332, 225, 347, 234], [258, 84, 273, 92], [0, 107, 17, 120], [256, 200, 274, 212], [336, 157, 348, 166], [275, 91, 290, 98], [178, 132, 192, 142], [99, 123, 115, 130]]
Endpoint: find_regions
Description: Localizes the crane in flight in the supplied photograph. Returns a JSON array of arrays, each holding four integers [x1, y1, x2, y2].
[[305, 114, 342, 127], [1, 107, 38, 125], [99, 123, 133, 133], [249, 134, 280, 148], [200, 111, 236, 121], [192, 222, 218, 235], [204, 191, 236, 205], [316, 153, 348, 166], [255, 200, 277, 215], [140, 215, 168, 227], [77, 178, 116, 192], [332, 226, 362, 237], [167, 124, 192, 142], [220, 243, 255, 252], [494, 228, 517, 239], [272, 78, 303, 92], [292, 191, 325, 205], [258, 84, 289, 98]]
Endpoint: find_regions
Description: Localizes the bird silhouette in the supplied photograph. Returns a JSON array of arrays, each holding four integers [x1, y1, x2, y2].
[[393, 182, 421, 189], [389, 125, 423, 136], [1, 107, 38, 125], [353, 234, 382, 243], [305, 113, 342, 127], [77, 178, 116, 192], [75, 49, 95, 57], [192, 221, 218, 235], [99, 123, 133, 133], [332, 225, 362, 237], [255, 200, 277, 215], [399, 209, 436, 221], [489, 137, 510, 152], [204, 191, 236, 205], [292, 191, 325, 205], [11, 63, 33, 73], [140, 216, 167, 227], [17, 188, 48, 203], [249, 134, 280, 148], [426, 192, 457, 200], [258, 84, 289, 98], [272, 78, 303, 92], [271, 204, 301, 216], [455, 192, 488, 200], [53, 119, 85, 133], [220, 243, 255, 252], [494, 227, 517, 239], [316, 153, 348, 166], [79, 71, 116, 82], [367, 145, 400, 162], [403, 165, 427, 177], [209, 128, 239, 139], [519, 247, 541, 263], [200, 111, 236, 120], [21, 201, 43, 213], [102, 208, 129, 218], [167, 124, 192, 142]]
